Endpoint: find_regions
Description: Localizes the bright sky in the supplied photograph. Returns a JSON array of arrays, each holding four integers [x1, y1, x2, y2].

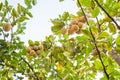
[[5, 0, 78, 43]]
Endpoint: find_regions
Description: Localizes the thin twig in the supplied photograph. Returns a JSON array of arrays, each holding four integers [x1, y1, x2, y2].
[[94, 0, 120, 30], [21, 57, 39, 80], [8, 13, 13, 43], [96, 17, 101, 32], [77, 0, 109, 79]]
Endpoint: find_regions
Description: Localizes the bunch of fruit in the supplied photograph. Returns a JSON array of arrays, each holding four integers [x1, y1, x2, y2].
[[25, 44, 44, 57], [61, 16, 86, 35]]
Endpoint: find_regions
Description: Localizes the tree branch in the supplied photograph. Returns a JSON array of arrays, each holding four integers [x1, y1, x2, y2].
[[77, 0, 109, 79], [21, 57, 39, 80], [96, 17, 101, 32], [94, 0, 120, 30], [110, 50, 120, 66], [8, 13, 13, 43]]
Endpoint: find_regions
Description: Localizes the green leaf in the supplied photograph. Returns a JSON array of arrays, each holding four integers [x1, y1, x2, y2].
[[61, 12, 69, 21], [32, 0, 37, 5], [0, 2, 3, 11], [17, 3, 22, 14], [92, 7, 100, 18], [28, 40, 34, 46], [97, 32, 109, 40], [59, 0, 64, 2], [51, 19, 65, 27], [108, 23, 116, 34], [80, 0, 91, 7], [0, 12, 4, 16], [113, 3, 120, 10], [24, 0, 30, 6], [94, 60, 102, 70], [26, 11, 33, 18], [12, 8, 18, 17], [105, 0, 113, 7], [5, 0, 8, 6], [17, 16, 29, 22], [81, 29, 91, 37], [116, 36, 120, 46]]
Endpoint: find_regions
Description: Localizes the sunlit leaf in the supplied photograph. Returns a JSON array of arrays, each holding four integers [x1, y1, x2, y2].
[[61, 12, 69, 21], [78, 0, 91, 7], [17, 3, 22, 14], [91, 7, 100, 18], [108, 23, 116, 34], [97, 32, 109, 40], [12, 8, 18, 17], [32, 0, 37, 5], [94, 60, 102, 70], [26, 11, 33, 18], [17, 16, 29, 22], [116, 36, 120, 46], [0, 3, 3, 11]]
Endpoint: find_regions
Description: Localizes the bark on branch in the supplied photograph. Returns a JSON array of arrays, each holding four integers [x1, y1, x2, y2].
[[77, 0, 109, 79], [94, 0, 120, 30], [21, 57, 39, 80], [110, 50, 120, 66]]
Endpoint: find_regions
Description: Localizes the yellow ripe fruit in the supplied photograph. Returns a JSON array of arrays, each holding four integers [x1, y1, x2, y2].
[[91, 49, 98, 57], [78, 22, 83, 28], [2, 23, 12, 32], [79, 16, 86, 23], [61, 28, 67, 35]]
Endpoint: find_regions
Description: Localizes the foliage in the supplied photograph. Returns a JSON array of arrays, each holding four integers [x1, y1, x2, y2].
[[0, 0, 120, 80]]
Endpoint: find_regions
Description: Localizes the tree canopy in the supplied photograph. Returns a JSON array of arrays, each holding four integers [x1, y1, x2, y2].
[[0, 0, 120, 80]]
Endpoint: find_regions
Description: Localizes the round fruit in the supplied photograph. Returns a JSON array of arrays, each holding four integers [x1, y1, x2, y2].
[[38, 45, 44, 50], [36, 50, 41, 55], [76, 29, 81, 34], [69, 25, 79, 32], [2, 23, 12, 32], [68, 28, 74, 35], [33, 45, 39, 51], [73, 25, 79, 32], [79, 16, 86, 23], [61, 28, 67, 35], [78, 22, 83, 28], [71, 19, 78, 24], [30, 50, 37, 57], [26, 47, 31, 53]]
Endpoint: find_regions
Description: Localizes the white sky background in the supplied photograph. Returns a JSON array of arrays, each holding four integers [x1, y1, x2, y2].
[[4, 0, 78, 43]]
